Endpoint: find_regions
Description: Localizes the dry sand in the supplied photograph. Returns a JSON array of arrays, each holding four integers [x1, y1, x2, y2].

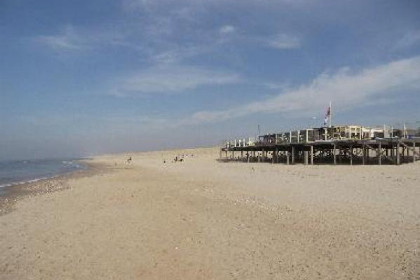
[[1, 147, 419, 279]]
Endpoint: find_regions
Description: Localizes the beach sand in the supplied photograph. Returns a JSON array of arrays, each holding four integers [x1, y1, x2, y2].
[[1, 147, 419, 279]]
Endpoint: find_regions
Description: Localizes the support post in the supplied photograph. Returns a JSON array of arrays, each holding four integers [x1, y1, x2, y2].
[[333, 144, 337, 165], [391, 144, 395, 159], [362, 144, 366, 165], [366, 146, 369, 163], [378, 142, 382, 165], [275, 148, 278, 163], [310, 145, 314, 165], [396, 142, 400, 165], [402, 147, 405, 162], [286, 150, 290, 165], [350, 146, 353, 165], [414, 142, 416, 163], [291, 146, 295, 164], [304, 150, 308, 165]]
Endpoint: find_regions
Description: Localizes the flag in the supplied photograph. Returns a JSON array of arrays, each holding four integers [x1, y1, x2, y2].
[[324, 105, 331, 126]]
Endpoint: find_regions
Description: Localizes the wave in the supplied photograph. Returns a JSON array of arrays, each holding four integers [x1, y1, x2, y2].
[[0, 159, 87, 190], [0, 176, 54, 188]]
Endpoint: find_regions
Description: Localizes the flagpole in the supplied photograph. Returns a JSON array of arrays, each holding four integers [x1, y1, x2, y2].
[[329, 101, 332, 128]]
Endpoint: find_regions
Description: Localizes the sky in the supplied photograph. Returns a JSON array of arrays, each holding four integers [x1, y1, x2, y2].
[[1, 0, 420, 160]]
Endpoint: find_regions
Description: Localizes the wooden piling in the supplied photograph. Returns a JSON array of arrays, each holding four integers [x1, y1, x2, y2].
[[291, 146, 295, 164], [362, 144, 366, 165], [396, 142, 400, 165], [402, 146, 405, 162], [310, 145, 314, 165], [333, 144, 337, 165], [391, 144, 394, 160], [378, 142, 382, 165], [275, 148, 278, 163]]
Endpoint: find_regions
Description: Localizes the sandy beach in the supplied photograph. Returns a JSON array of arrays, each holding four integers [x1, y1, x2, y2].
[[1, 147, 419, 279]]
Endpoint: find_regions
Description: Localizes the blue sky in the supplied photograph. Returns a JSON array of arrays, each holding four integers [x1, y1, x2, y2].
[[1, 0, 420, 160]]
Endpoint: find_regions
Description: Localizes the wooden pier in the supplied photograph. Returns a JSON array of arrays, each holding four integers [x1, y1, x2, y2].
[[220, 138, 420, 165]]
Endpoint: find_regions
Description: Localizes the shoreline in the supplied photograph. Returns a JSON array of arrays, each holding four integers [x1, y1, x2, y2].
[[0, 158, 90, 190], [0, 160, 109, 216]]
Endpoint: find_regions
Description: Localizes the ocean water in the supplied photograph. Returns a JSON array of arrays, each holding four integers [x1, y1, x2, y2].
[[0, 159, 86, 192]]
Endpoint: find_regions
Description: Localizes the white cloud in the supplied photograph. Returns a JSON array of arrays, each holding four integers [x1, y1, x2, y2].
[[34, 25, 128, 53], [267, 34, 301, 49], [35, 25, 85, 51], [262, 82, 291, 91], [220, 25, 236, 34], [111, 65, 241, 96], [183, 56, 420, 124], [151, 46, 211, 64], [395, 30, 420, 49]]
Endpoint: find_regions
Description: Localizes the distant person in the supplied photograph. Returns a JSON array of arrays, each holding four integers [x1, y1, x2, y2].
[[126, 157, 132, 164]]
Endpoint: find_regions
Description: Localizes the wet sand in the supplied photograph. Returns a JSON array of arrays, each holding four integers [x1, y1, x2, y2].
[[1, 147, 419, 279]]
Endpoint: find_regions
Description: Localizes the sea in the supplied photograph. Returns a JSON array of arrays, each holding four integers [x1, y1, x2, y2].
[[0, 159, 87, 195]]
